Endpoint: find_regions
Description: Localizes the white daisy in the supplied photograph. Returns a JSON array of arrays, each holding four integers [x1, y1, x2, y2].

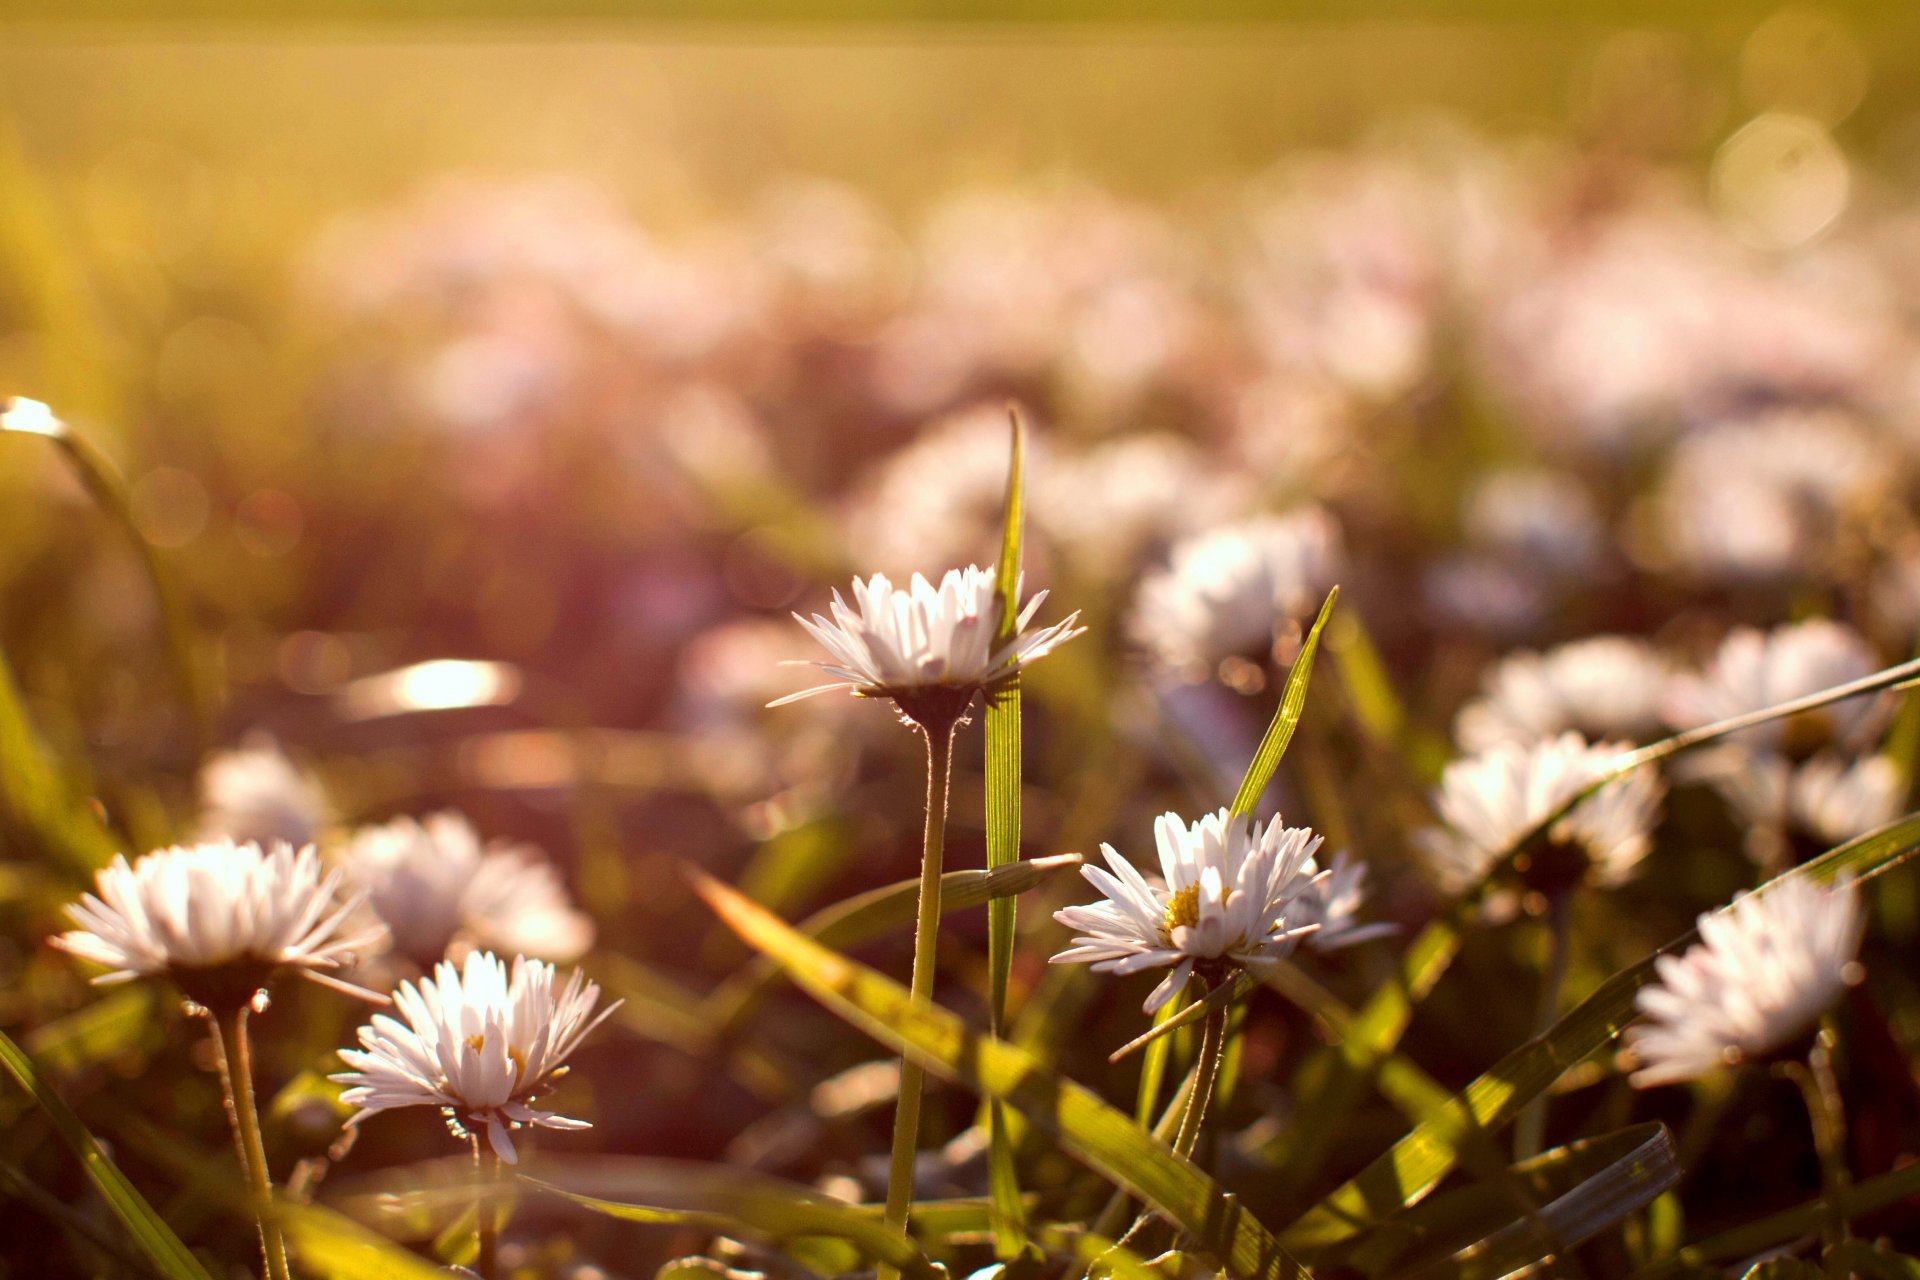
[[1049, 808, 1327, 1012], [1664, 620, 1886, 755], [1700, 750, 1904, 868], [1626, 876, 1863, 1087], [1455, 636, 1673, 753], [342, 814, 594, 967], [53, 840, 385, 1006], [1130, 510, 1343, 678], [1463, 468, 1604, 578], [777, 565, 1083, 724], [333, 950, 617, 1162], [195, 739, 330, 850], [1419, 733, 1666, 894], [1290, 849, 1396, 952]]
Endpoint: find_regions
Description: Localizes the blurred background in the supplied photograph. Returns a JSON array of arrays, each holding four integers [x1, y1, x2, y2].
[[9, 5, 1920, 1274]]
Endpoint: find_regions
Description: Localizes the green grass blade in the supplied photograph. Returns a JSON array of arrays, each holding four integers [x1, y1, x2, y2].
[[1284, 811, 1920, 1256], [694, 873, 1307, 1280], [0, 1026, 213, 1280], [985, 408, 1029, 1256], [519, 1158, 944, 1280], [277, 1201, 454, 1280], [706, 854, 1082, 1035], [2, 398, 211, 749], [1231, 587, 1339, 819], [0, 644, 121, 877], [1133, 988, 1187, 1127]]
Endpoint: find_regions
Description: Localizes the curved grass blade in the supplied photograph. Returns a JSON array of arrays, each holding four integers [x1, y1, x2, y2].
[[1230, 587, 1339, 819], [706, 854, 1083, 1035], [519, 1159, 943, 1280], [0, 645, 120, 876], [2, 398, 210, 748], [694, 873, 1307, 1280], [986, 407, 1030, 1257], [0, 1026, 213, 1280], [276, 1201, 452, 1280], [1283, 811, 1920, 1257]]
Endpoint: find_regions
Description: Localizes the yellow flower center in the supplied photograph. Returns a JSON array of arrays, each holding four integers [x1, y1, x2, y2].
[[1164, 883, 1202, 934]]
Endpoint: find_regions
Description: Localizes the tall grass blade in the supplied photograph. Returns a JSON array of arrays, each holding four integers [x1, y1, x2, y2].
[[1231, 588, 1338, 819], [0, 1026, 212, 1280], [0, 644, 120, 876], [985, 407, 1029, 1256], [694, 872, 1308, 1280]]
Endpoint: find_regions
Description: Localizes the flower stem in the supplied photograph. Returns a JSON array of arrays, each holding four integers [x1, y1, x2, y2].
[[1514, 890, 1570, 1161], [474, 1134, 501, 1280], [1783, 1022, 1852, 1260], [209, 1004, 291, 1280], [879, 717, 957, 1280]]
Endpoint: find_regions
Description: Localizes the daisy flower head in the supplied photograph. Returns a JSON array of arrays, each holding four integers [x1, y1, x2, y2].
[[53, 840, 385, 1010], [195, 739, 330, 850], [777, 565, 1083, 729], [333, 950, 616, 1163], [1290, 849, 1396, 952], [1419, 733, 1665, 897], [1454, 636, 1672, 753], [1050, 808, 1327, 1013], [1626, 876, 1863, 1087], [343, 813, 594, 968], [1130, 509, 1342, 680], [1664, 620, 1886, 757], [1701, 750, 1903, 870]]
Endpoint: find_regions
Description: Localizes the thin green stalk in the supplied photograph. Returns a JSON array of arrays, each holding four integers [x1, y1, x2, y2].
[[1782, 1022, 1852, 1267], [210, 1005, 290, 1280], [880, 719, 957, 1280], [1514, 892, 1571, 1161], [474, 1135, 500, 1280]]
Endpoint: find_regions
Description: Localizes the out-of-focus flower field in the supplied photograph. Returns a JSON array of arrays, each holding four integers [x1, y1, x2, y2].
[[9, 14, 1920, 1280]]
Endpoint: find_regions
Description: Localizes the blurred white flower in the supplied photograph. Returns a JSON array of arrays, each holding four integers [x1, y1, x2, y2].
[[1701, 750, 1903, 867], [1037, 434, 1249, 580], [1455, 636, 1673, 752], [1131, 510, 1342, 678], [343, 814, 594, 967], [53, 840, 384, 1004], [1049, 808, 1327, 1012], [1626, 877, 1863, 1087], [1464, 468, 1605, 577], [333, 950, 616, 1162], [779, 566, 1082, 723], [1290, 849, 1395, 952], [1422, 555, 1548, 641], [196, 740, 329, 850], [1420, 733, 1665, 893], [1664, 620, 1886, 754]]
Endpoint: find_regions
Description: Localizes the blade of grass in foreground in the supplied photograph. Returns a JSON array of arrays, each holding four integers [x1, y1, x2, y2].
[[1230, 588, 1339, 819], [0, 1027, 212, 1280], [1, 397, 210, 749], [985, 407, 1030, 1257], [276, 1201, 452, 1280], [0, 645, 120, 877], [1282, 810, 1920, 1257], [695, 873, 1307, 1280]]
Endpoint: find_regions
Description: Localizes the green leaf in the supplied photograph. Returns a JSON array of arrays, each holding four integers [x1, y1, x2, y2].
[[1284, 811, 1920, 1257], [0, 1025, 212, 1279], [694, 873, 1308, 1280], [276, 1201, 452, 1280], [517, 1157, 944, 1280], [985, 407, 1030, 1257], [705, 853, 1083, 1035], [1230, 587, 1338, 819], [1, 398, 211, 748]]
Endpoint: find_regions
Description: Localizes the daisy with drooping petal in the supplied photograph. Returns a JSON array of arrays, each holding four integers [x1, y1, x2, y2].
[[1419, 733, 1665, 895], [53, 840, 385, 1006], [777, 565, 1083, 725], [333, 950, 617, 1163], [1290, 849, 1397, 952], [1626, 877, 1863, 1087], [1050, 808, 1328, 1012], [1129, 510, 1342, 679], [1663, 620, 1886, 756], [342, 813, 594, 967], [1454, 636, 1672, 753], [195, 739, 331, 850]]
